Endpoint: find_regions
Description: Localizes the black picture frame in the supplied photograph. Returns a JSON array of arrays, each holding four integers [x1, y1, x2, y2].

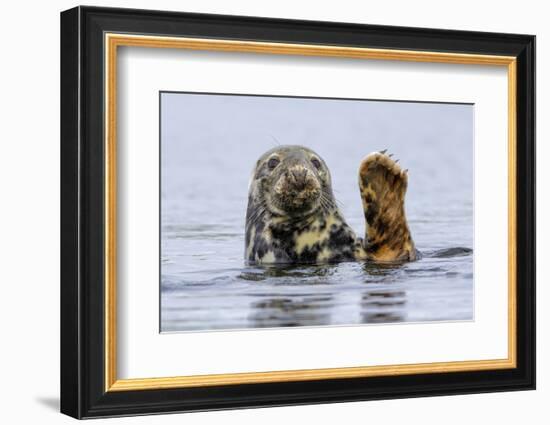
[[61, 5, 535, 419]]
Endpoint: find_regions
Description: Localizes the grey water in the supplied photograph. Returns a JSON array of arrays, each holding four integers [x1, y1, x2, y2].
[[161, 93, 473, 332]]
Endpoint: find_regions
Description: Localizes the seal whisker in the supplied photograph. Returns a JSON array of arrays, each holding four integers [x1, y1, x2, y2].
[[268, 134, 281, 147], [319, 194, 338, 214], [246, 200, 268, 224], [249, 203, 268, 220]]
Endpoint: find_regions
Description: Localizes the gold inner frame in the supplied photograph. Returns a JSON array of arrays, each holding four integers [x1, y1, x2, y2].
[[104, 33, 517, 392]]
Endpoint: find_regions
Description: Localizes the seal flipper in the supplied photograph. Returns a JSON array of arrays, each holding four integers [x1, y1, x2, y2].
[[358, 151, 417, 262]]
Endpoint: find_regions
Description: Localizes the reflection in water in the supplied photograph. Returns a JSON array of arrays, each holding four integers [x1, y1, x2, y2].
[[161, 247, 473, 332], [239, 264, 337, 282], [360, 290, 406, 323], [242, 264, 410, 328], [163, 241, 475, 331], [249, 295, 334, 328]]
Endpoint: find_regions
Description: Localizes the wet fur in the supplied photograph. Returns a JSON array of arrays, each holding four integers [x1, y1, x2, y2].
[[245, 146, 416, 265], [358, 152, 418, 262]]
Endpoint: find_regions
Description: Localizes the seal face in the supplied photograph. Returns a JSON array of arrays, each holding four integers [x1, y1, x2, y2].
[[245, 145, 417, 265]]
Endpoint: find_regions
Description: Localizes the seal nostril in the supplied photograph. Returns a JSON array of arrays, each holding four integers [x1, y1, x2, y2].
[[291, 169, 308, 190]]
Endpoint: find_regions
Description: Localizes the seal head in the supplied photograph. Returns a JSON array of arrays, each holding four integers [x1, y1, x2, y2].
[[245, 145, 364, 265]]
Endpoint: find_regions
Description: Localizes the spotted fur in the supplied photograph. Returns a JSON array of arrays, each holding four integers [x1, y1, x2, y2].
[[245, 146, 416, 265], [358, 151, 419, 262]]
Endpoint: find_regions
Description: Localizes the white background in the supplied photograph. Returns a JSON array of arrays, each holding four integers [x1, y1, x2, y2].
[[119, 47, 508, 378], [0, 0, 545, 424]]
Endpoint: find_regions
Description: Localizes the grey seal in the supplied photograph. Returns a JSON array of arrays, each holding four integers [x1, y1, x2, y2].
[[244, 145, 417, 265]]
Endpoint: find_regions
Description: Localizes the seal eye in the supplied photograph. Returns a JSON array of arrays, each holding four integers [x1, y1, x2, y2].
[[267, 157, 280, 170], [311, 158, 322, 169]]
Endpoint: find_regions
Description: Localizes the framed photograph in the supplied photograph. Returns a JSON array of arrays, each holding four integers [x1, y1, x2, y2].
[[60, 6, 535, 419]]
